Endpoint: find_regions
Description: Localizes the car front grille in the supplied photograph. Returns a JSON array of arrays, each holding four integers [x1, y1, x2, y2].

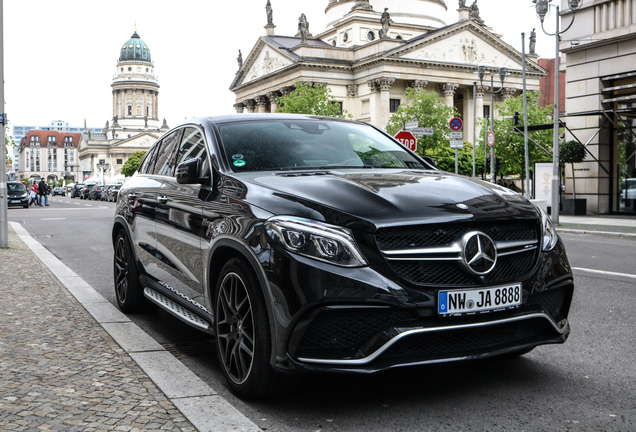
[[379, 317, 556, 359], [376, 220, 540, 286]]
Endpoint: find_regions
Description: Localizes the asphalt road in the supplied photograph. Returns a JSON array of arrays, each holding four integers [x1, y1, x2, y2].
[[8, 197, 636, 431]]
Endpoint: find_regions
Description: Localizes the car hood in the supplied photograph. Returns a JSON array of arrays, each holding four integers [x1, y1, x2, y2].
[[230, 169, 539, 231]]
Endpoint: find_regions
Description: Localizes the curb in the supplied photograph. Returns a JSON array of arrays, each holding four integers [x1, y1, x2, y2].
[[8, 221, 262, 432], [557, 228, 636, 238]]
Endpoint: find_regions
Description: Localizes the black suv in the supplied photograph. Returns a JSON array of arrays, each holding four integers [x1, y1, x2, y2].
[[112, 115, 574, 399]]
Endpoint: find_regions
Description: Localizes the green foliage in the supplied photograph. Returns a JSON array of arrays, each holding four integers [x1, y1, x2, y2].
[[559, 140, 586, 164], [432, 141, 485, 175], [276, 81, 350, 118], [121, 151, 146, 177], [5, 126, 15, 165], [386, 88, 458, 158], [488, 92, 556, 180]]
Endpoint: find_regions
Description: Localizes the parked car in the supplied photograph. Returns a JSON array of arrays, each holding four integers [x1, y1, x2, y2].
[[79, 184, 96, 199], [70, 183, 85, 198], [7, 181, 29, 208], [51, 187, 66, 196], [104, 184, 122, 202], [88, 184, 106, 200], [112, 115, 574, 399]]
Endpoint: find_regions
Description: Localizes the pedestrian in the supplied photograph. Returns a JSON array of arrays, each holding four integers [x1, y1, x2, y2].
[[38, 178, 49, 206], [32, 182, 40, 206], [28, 186, 38, 207], [508, 181, 517, 192]]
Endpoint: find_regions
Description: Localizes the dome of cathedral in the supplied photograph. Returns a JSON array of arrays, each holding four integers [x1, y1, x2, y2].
[[119, 32, 151, 62]]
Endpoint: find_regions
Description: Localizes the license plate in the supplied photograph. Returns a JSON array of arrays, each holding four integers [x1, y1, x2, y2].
[[438, 284, 522, 316], [11, 200, 21, 203]]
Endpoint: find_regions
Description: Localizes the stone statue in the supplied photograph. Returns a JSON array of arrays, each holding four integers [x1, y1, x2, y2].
[[459, 0, 467, 7], [351, 0, 373, 11], [266, 0, 273, 26], [469, 0, 485, 26], [144, 115, 148, 127], [298, 13, 310, 44], [103, 120, 109, 132], [529, 28, 537, 55], [379, 8, 391, 39], [237, 50, 243, 69], [83, 118, 87, 132], [112, 115, 120, 127]]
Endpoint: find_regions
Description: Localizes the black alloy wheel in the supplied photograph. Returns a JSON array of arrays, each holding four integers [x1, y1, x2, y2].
[[114, 231, 145, 312], [214, 258, 295, 399]]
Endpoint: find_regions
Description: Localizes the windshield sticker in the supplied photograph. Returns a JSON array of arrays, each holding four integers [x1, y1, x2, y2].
[[233, 160, 246, 167], [232, 154, 244, 160]]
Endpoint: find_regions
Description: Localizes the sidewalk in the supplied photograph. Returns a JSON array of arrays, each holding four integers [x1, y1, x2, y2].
[[0, 223, 261, 432], [558, 215, 636, 236]]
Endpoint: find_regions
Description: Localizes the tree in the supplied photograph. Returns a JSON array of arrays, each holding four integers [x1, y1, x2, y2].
[[121, 151, 146, 177], [487, 92, 556, 193], [560, 140, 587, 199], [276, 81, 350, 118], [386, 88, 480, 174]]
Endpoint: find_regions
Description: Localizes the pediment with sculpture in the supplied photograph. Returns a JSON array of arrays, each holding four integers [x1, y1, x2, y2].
[[243, 47, 292, 84]]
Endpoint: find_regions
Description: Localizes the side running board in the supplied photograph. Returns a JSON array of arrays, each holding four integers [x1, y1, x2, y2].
[[144, 287, 210, 330]]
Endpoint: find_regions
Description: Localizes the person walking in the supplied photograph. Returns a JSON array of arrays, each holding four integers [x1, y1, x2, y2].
[[38, 179, 49, 206], [29, 185, 39, 207], [32, 182, 41, 206]]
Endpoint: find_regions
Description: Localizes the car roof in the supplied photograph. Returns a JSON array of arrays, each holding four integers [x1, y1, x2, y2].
[[173, 114, 364, 129]]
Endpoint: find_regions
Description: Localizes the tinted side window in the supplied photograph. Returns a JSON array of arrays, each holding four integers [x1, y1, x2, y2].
[[153, 130, 183, 176], [175, 128, 209, 176], [139, 142, 161, 174]]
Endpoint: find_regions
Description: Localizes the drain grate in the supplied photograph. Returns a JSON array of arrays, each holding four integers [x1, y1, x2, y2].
[[161, 340, 216, 358]]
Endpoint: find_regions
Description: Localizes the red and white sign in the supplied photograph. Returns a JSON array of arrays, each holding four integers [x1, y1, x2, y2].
[[449, 117, 463, 131], [394, 130, 417, 151], [487, 131, 495, 146]]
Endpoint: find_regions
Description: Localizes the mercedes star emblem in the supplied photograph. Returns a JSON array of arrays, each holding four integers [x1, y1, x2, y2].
[[461, 231, 497, 275]]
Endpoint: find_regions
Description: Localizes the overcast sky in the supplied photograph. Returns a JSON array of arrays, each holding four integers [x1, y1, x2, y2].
[[4, 0, 564, 132]]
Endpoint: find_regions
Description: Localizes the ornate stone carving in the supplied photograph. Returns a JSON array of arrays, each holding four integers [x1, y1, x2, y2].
[[237, 50, 243, 69], [375, 77, 396, 91], [368, 79, 379, 93], [410, 80, 428, 91], [280, 86, 295, 98], [469, 0, 485, 27], [267, 91, 280, 104], [347, 84, 359, 97], [352, 0, 373, 11], [244, 99, 256, 113], [297, 13, 311, 43], [379, 8, 392, 39], [245, 50, 288, 82], [502, 87, 517, 99], [266, 0, 274, 26], [459, 38, 482, 63], [233, 102, 245, 114], [529, 29, 537, 55], [256, 95, 270, 107], [440, 83, 459, 96]]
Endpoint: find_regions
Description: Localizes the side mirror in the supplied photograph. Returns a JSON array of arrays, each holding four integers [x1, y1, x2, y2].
[[176, 158, 207, 184]]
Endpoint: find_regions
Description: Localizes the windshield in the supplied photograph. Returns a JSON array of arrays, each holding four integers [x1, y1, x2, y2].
[[8, 183, 26, 192], [218, 119, 428, 172]]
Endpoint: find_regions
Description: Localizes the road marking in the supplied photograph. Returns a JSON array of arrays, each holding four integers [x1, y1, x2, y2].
[[40, 218, 67, 221], [572, 267, 636, 280]]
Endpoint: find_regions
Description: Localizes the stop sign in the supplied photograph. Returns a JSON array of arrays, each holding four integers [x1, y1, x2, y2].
[[394, 130, 417, 151]]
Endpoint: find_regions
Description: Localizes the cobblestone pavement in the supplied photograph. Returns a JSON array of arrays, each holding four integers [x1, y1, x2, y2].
[[0, 229, 197, 431]]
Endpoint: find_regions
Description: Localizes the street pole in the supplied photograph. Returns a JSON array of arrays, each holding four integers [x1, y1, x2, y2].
[[522, 32, 531, 199], [0, 0, 7, 248], [473, 81, 477, 177], [490, 74, 495, 184], [551, 5, 561, 225]]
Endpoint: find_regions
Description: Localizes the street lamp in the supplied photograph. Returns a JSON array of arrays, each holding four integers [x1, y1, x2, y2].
[[532, 0, 582, 225], [476, 65, 509, 184]]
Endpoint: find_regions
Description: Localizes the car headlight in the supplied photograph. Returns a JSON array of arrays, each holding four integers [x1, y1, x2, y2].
[[266, 216, 368, 267], [21, 193, 27, 198], [539, 207, 558, 251]]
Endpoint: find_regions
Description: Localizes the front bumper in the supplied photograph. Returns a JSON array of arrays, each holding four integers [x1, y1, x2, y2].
[[8, 197, 28, 207], [265, 239, 573, 373]]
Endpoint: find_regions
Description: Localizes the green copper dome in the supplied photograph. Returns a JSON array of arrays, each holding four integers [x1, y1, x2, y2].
[[119, 32, 151, 62]]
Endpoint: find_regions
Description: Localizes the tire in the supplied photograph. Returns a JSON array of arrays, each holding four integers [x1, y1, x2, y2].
[[113, 231, 146, 313], [214, 258, 296, 399]]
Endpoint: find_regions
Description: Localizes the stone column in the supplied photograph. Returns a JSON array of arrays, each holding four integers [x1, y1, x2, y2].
[[155, 91, 159, 120], [411, 80, 428, 92], [112, 91, 117, 119], [440, 83, 459, 107], [256, 95, 270, 113], [245, 99, 256, 113], [267, 91, 280, 113], [233, 102, 245, 114], [375, 77, 395, 130]]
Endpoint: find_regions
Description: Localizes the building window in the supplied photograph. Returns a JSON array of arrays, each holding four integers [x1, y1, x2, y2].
[[367, 31, 375, 41], [128, 105, 132, 116], [117, 159, 123, 164], [483, 105, 491, 119], [390, 99, 401, 113]]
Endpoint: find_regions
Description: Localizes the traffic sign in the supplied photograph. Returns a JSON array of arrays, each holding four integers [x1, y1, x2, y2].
[[450, 140, 464, 148], [411, 127, 434, 136], [449, 131, 463, 139], [449, 117, 463, 131], [404, 121, 419, 130], [487, 131, 495, 146], [394, 130, 417, 151]]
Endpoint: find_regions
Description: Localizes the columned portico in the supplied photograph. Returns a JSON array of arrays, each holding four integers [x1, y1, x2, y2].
[[440, 83, 459, 108]]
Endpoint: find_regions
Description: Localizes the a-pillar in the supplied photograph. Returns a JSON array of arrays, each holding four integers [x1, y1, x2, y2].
[[440, 83, 459, 107], [267, 91, 280, 113], [233, 102, 245, 114], [375, 77, 395, 130]]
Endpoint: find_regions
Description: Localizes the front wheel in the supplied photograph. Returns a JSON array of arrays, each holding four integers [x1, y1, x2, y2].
[[113, 231, 146, 312], [214, 258, 296, 399]]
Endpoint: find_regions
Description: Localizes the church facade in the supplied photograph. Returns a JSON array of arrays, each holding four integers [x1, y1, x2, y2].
[[78, 30, 169, 181], [231, 0, 546, 145]]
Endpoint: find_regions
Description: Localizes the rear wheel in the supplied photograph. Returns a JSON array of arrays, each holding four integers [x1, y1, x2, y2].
[[214, 258, 295, 399], [114, 231, 146, 312]]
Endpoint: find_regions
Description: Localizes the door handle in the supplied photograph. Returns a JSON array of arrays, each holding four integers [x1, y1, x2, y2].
[[157, 195, 168, 205]]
